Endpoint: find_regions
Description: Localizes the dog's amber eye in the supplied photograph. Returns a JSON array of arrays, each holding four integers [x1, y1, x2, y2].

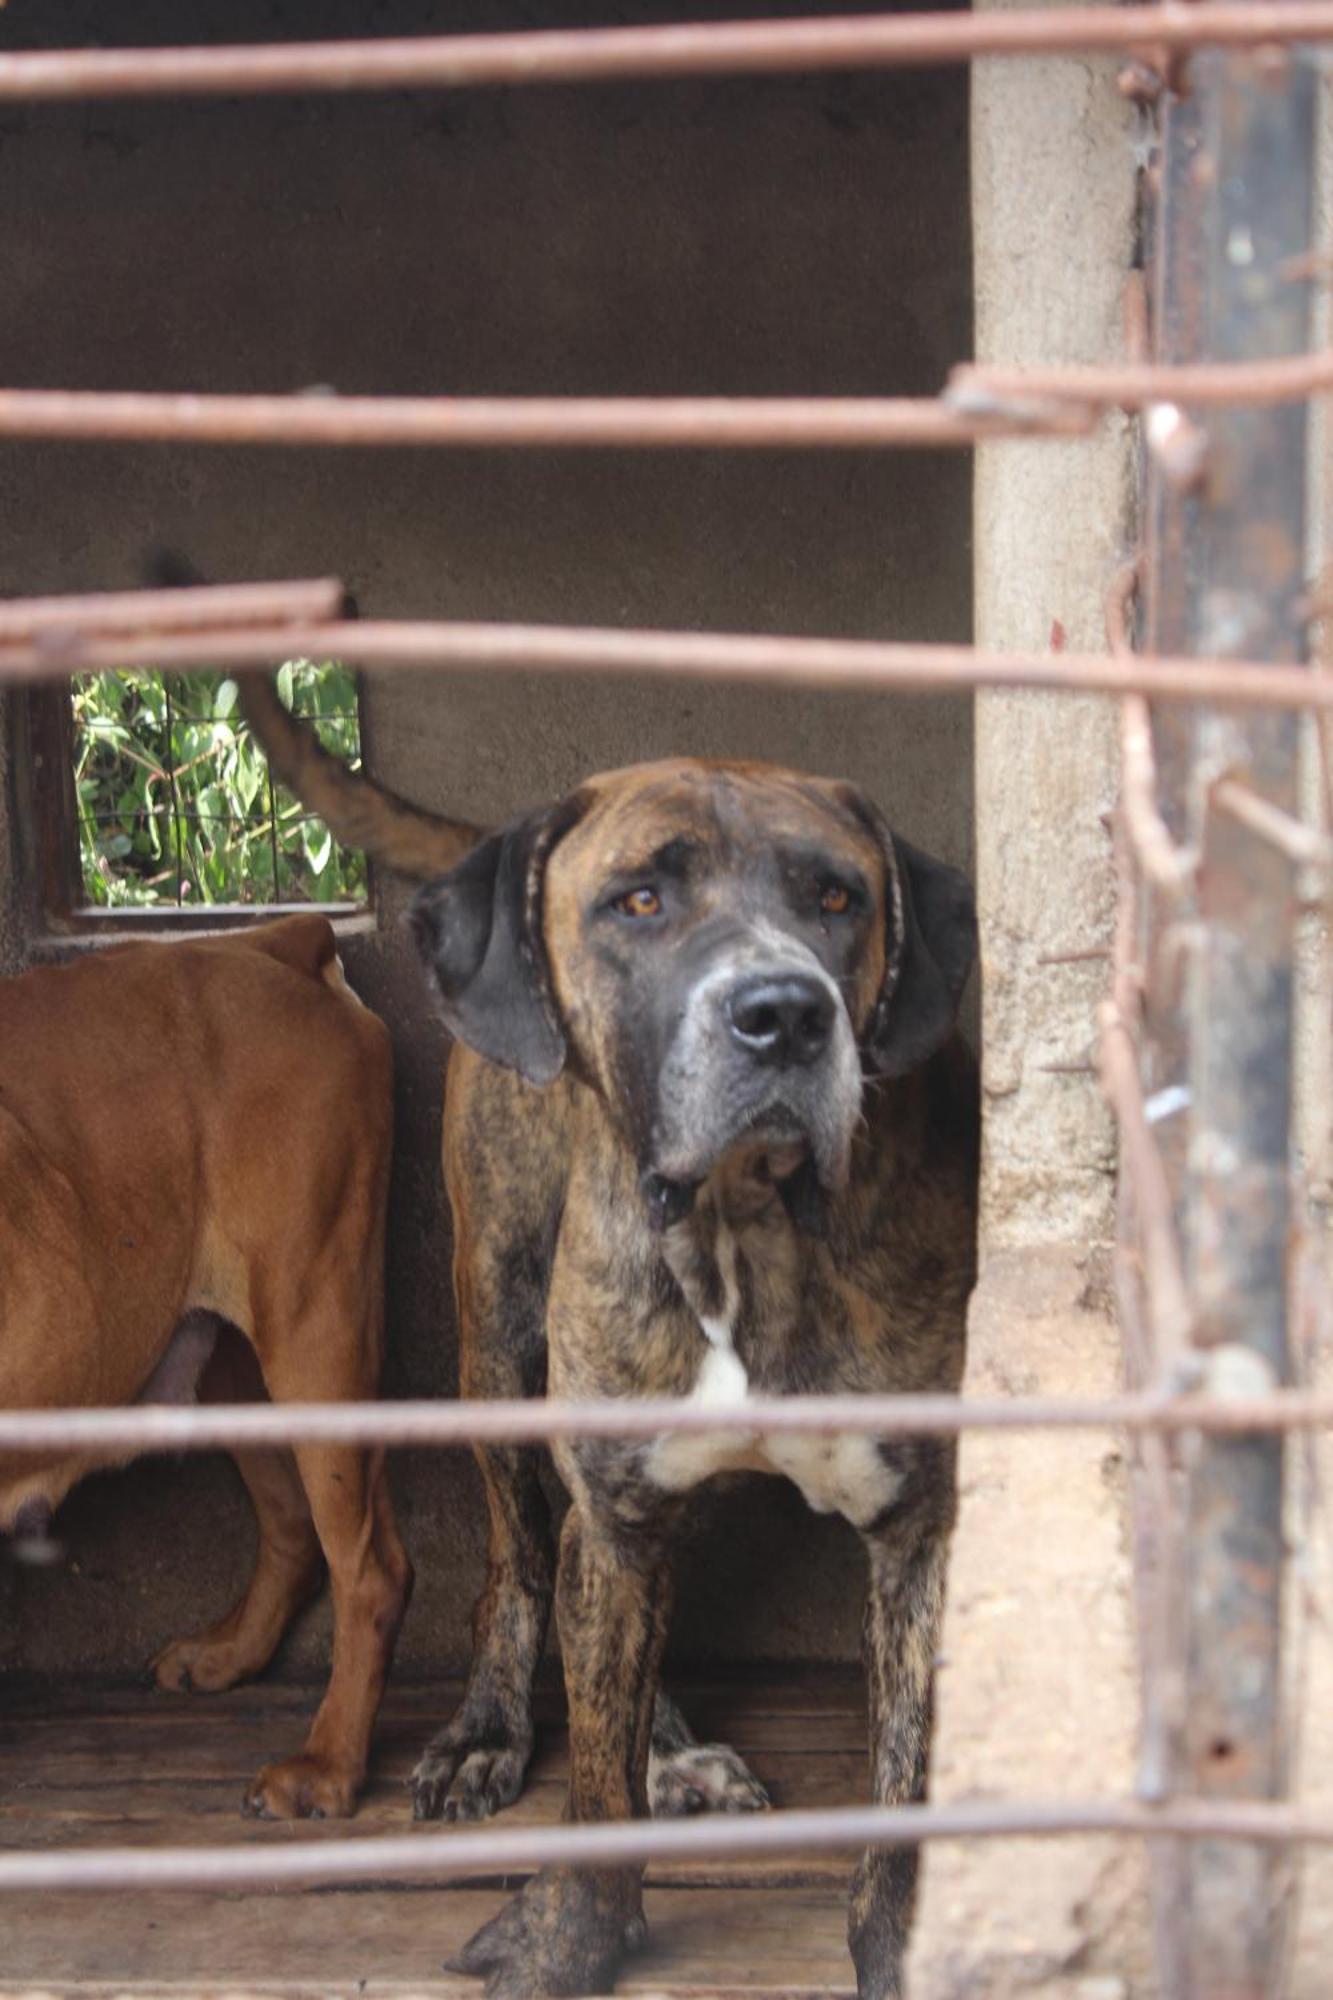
[[615, 886, 662, 919], [820, 883, 852, 916]]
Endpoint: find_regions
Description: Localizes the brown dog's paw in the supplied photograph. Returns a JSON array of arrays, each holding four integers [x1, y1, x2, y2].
[[448, 1870, 643, 1998], [151, 1635, 248, 1696], [649, 1740, 770, 1818], [242, 1753, 359, 1821]]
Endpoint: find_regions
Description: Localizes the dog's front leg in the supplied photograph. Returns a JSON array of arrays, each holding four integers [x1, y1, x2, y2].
[[452, 1497, 673, 1999], [848, 1448, 957, 2000]]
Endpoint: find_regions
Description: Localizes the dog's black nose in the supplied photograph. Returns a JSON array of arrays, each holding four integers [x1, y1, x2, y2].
[[726, 974, 834, 1067]]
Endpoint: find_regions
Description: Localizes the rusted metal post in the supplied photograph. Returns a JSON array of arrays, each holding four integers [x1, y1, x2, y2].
[[1140, 33, 1316, 1999]]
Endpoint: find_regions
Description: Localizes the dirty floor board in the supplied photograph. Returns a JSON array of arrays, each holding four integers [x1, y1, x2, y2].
[[0, 1676, 862, 1996]]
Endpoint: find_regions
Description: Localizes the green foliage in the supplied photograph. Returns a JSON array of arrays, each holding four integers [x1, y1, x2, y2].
[[71, 662, 367, 909]]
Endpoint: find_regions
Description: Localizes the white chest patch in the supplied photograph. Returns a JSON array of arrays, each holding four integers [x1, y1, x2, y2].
[[649, 1231, 903, 1531]]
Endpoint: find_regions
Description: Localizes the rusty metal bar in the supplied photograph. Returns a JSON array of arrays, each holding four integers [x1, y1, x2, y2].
[[1107, 568, 1197, 895], [0, 7, 1330, 104], [1138, 37, 1315, 1998], [1211, 775, 1333, 867], [950, 347, 1333, 412], [4, 1798, 1333, 1898], [1131, 78, 1207, 1993], [3, 355, 1333, 455], [0, 389, 1091, 449], [1121, 694, 1197, 891], [9, 1388, 1333, 1455], [15, 616, 1333, 709], [0, 577, 344, 643], [1098, 1003, 1192, 1355]]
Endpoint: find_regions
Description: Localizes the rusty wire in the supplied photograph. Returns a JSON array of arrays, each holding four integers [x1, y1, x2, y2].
[[16, 613, 1333, 711], [7, 1796, 1333, 1897], [1212, 775, 1333, 868], [10, 1388, 1333, 1456], [0, 5, 1330, 104], [1120, 697, 1197, 891], [7, 1798, 1333, 1899], [1105, 563, 1198, 896], [2, 353, 1332, 454], [0, 389, 1092, 450], [0, 578, 343, 644], [1097, 1008, 1192, 1359], [1101, 588, 1193, 1814], [950, 348, 1333, 413]]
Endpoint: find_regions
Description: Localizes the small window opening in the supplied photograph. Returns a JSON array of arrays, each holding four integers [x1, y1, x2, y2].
[[68, 659, 366, 911]]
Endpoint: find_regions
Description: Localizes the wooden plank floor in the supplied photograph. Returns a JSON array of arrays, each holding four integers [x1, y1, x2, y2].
[[0, 1675, 863, 1996]]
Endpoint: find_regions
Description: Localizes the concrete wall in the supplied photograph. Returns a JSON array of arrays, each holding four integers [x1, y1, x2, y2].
[[971, 0, 1136, 1251], [0, 0, 974, 1676]]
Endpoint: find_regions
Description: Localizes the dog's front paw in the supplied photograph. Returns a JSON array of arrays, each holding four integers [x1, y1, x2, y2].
[[449, 1869, 644, 1998], [242, 1753, 359, 1821], [411, 1720, 531, 1822], [649, 1740, 771, 1818]]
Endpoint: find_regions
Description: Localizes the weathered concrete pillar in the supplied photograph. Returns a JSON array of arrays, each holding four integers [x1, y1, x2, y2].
[[910, 18, 1145, 1991], [972, 0, 1137, 1256]]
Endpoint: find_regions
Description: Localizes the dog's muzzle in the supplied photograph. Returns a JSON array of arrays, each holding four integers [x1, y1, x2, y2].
[[645, 943, 863, 1227]]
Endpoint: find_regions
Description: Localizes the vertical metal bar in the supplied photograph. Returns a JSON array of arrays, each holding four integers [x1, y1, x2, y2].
[[1142, 34, 1316, 1998], [1137, 66, 1208, 2000]]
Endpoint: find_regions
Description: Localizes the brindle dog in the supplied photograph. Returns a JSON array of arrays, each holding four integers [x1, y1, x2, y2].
[[242, 675, 979, 2000]]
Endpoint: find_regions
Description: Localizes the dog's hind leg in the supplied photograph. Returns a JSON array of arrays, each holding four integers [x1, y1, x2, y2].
[[152, 1328, 323, 1695], [240, 1296, 412, 1822], [412, 1222, 554, 1823], [648, 1688, 770, 1818]]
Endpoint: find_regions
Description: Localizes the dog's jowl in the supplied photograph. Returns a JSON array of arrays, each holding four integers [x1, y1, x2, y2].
[[0, 916, 412, 1820], [243, 678, 979, 2000]]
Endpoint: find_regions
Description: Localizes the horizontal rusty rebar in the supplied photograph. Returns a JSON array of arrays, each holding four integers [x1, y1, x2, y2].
[[0, 7, 1330, 104], [1, 355, 1330, 452], [6, 1389, 1333, 1455], [3, 615, 1328, 711], [0, 389, 1092, 449], [951, 349, 1333, 412], [0, 577, 344, 644], [2, 1798, 1333, 1896]]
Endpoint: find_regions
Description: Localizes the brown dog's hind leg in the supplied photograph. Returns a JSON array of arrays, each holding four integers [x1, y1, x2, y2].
[[648, 1688, 770, 1818], [847, 1448, 956, 2000], [152, 1330, 323, 1695], [240, 1303, 412, 1822], [243, 1437, 410, 1820], [451, 1503, 673, 1998]]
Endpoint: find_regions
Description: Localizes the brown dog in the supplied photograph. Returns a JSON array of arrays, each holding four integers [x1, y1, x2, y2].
[[0, 916, 412, 1819], [244, 679, 978, 1998]]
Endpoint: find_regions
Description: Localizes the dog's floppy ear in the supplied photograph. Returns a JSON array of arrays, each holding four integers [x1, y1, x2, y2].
[[407, 796, 583, 1086], [840, 792, 977, 1078]]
